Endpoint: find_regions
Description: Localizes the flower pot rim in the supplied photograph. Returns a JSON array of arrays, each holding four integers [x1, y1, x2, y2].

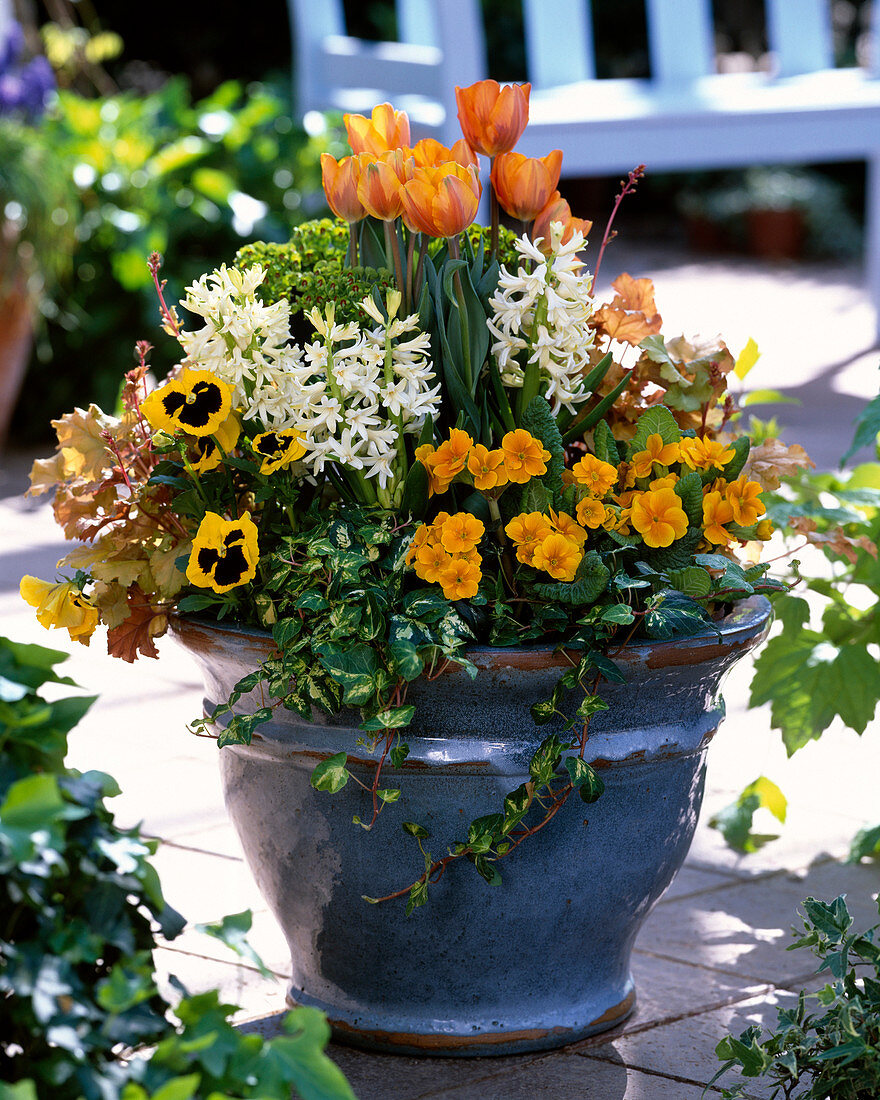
[[170, 594, 771, 673]]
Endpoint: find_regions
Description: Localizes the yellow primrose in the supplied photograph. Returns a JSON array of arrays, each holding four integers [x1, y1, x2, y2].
[[252, 428, 308, 475], [439, 512, 485, 555], [571, 454, 618, 497], [725, 475, 766, 527], [141, 368, 233, 438], [630, 487, 688, 548], [549, 508, 588, 546], [630, 434, 680, 479], [438, 557, 482, 601], [679, 435, 736, 472], [186, 511, 259, 593], [575, 497, 607, 530], [531, 532, 582, 582], [19, 576, 99, 645]]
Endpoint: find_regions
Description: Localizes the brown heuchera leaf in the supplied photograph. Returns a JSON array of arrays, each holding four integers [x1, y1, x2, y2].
[[107, 587, 168, 662], [788, 518, 878, 564], [593, 273, 662, 346], [745, 438, 815, 490]]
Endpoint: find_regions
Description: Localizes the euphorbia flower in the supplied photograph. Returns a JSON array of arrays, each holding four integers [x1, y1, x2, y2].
[[531, 532, 583, 582], [725, 475, 766, 527], [344, 102, 411, 156], [532, 192, 592, 253], [186, 512, 259, 593], [491, 150, 563, 222], [455, 79, 530, 157], [501, 429, 550, 484], [400, 163, 481, 237], [631, 488, 688, 548], [19, 576, 99, 645], [411, 137, 477, 169], [321, 153, 367, 223], [141, 368, 233, 438], [356, 151, 409, 221], [251, 428, 307, 476]]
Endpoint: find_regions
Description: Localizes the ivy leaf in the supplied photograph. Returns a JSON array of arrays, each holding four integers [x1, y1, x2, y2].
[[315, 642, 379, 705], [402, 821, 429, 839], [642, 591, 710, 640], [467, 813, 504, 854], [841, 389, 880, 464], [529, 733, 569, 787], [360, 704, 415, 731], [405, 879, 429, 916], [848, 822, 880, 863], [471, 854, 502, 886], [502, 783, 532, 835], [377, 788, 401, 803], [710, 776, 787, 853], [196, 909, 274, 979], [389, 742, 410, 767], [576, 694, 610, 721], [309, 752, 349, 793], [564, 757, 605, 803]]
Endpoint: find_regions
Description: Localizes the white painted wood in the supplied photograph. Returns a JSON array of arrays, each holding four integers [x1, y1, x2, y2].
[[523, 0, 595, 87], [766, 0, 833, 76], [398, 0, 434, 47], [0, 0, 14, 43], [645, 0, 715, 82]]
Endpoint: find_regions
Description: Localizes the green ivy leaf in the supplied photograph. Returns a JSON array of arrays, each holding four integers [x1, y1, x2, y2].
[[309, 753, 349, 793], [564, 757, 605, 803], [196, 909, 274, 979], [402, 821, 429, 839], [360, 704, 416, 731]]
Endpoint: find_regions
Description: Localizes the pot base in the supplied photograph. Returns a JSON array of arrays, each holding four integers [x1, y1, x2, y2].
[[286, 981, 636, 1057]]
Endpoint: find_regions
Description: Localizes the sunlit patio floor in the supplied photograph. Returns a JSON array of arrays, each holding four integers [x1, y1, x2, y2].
[[3, 243, 879, 1098]]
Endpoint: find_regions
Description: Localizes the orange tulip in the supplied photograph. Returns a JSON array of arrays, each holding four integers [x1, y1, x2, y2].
[[356, 150, 409, 221], [411, 137, 478, 170], [491, 150, 563, 221], [400, 163, 481, 237], [321, 153, 367, 223], [532, 190, 592, 252], [455, 79, 530, 157], [344, 102, 411, 156]]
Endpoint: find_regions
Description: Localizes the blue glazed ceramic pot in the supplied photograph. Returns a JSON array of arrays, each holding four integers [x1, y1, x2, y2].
[[173, 596, 770, 1057]]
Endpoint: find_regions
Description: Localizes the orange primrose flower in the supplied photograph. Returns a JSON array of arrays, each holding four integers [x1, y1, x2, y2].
[[630, 487, 689, 548], [756, 518, 774, 540], [411, 137, 477, 169], [491, 149, 563, 222], [571, 454, 618, 497], [679, 435, 736, 471], [467, 444, 509, 491], [702, 491, 736, 545], [501, 429, 550, 484], [725, 475, 766, 527], [630, 434, 680, 479], [439, 557, 482, 601], [440, 511, 485, 555], [405, 522, 432, 565], [549, 508, 588, 546], [648, 474, 679, 491], [576, 497, 607, 530], [432, 428, 473, 480], [532, 191, 592, 253], [414, 542, 452, 583], [505, 511, 553, 565], [455, 79, 530, 157], [400, 163, 481, 238], [344, 102, 411, 156], [320, 153, 367, 223], [531, 532, 583, 582]]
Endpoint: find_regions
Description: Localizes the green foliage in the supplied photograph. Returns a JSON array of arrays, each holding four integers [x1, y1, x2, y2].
[[842, 385, 880, 464], [16, 78, 335, 442], [711, 894, 880, 1098], [710, 776, 788, 853], [521, 395, 565, 499], [0, 636, 355, 1100]]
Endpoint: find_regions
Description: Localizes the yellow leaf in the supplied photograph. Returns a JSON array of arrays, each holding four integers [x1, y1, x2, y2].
[[734, 337, 760, 380], [745, 776, 787, 824]]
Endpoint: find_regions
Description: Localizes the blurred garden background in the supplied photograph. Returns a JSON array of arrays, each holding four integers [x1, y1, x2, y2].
[[1, 0, 876, 450]]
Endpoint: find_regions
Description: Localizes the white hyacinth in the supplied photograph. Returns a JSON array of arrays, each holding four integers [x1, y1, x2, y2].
[[487, 223, 596, 414], [177, 267, 441, 499]]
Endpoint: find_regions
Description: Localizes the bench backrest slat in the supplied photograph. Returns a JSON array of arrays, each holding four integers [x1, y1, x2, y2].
[[523, 0, 596, 87], [644, 0, 715, 82], [765, 0, 834, 76], [398, 0, 435, 47]]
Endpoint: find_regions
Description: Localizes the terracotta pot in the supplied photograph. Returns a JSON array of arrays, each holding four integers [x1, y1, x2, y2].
[[746, 208, 805, 260], [172, 596, 770, 1057], [0, 276, 32, 449]]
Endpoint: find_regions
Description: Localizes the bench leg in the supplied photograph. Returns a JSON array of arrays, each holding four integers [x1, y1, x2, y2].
[[867, 152, 880, 348]]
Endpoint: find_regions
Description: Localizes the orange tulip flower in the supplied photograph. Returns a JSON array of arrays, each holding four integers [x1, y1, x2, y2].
[[321, 153, 367, 223], [455, 79, 530, 157], [491, 150, 563, 221], [411, 137, 478, 169], [356, 151, 409, 221], [532, 191, 592, 252], [344, 102, 411, 156], [400, 163, 481, 237]]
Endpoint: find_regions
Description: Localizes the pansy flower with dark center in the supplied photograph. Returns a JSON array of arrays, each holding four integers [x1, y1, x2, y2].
[[190, 412, 242, 473], [186, 511, 259, 593], [141, 368, 233, 438], [251, 429, 308, 475]]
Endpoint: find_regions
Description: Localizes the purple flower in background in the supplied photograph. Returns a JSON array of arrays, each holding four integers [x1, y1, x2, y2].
[[0, 19, 55, 119]]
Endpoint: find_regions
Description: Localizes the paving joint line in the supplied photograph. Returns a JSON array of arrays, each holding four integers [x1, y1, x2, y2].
[[157, 942, 291, 981], [147, 835, 245, 863]]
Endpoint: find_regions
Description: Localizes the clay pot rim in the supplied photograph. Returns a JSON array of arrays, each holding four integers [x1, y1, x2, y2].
[[170, 594, 771, 673]]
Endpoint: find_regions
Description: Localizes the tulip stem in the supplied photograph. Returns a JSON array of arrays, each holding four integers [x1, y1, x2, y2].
[[413, 233, 427, 305], [384, 221, 406, 301], [489, 158, 500, 260], [405, 230, 415, 314], [348, 224, 359, 268], [447, 236, 472, 391]]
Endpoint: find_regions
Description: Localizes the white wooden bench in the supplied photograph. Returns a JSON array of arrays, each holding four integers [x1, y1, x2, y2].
[[287, 0, 880, 340]]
